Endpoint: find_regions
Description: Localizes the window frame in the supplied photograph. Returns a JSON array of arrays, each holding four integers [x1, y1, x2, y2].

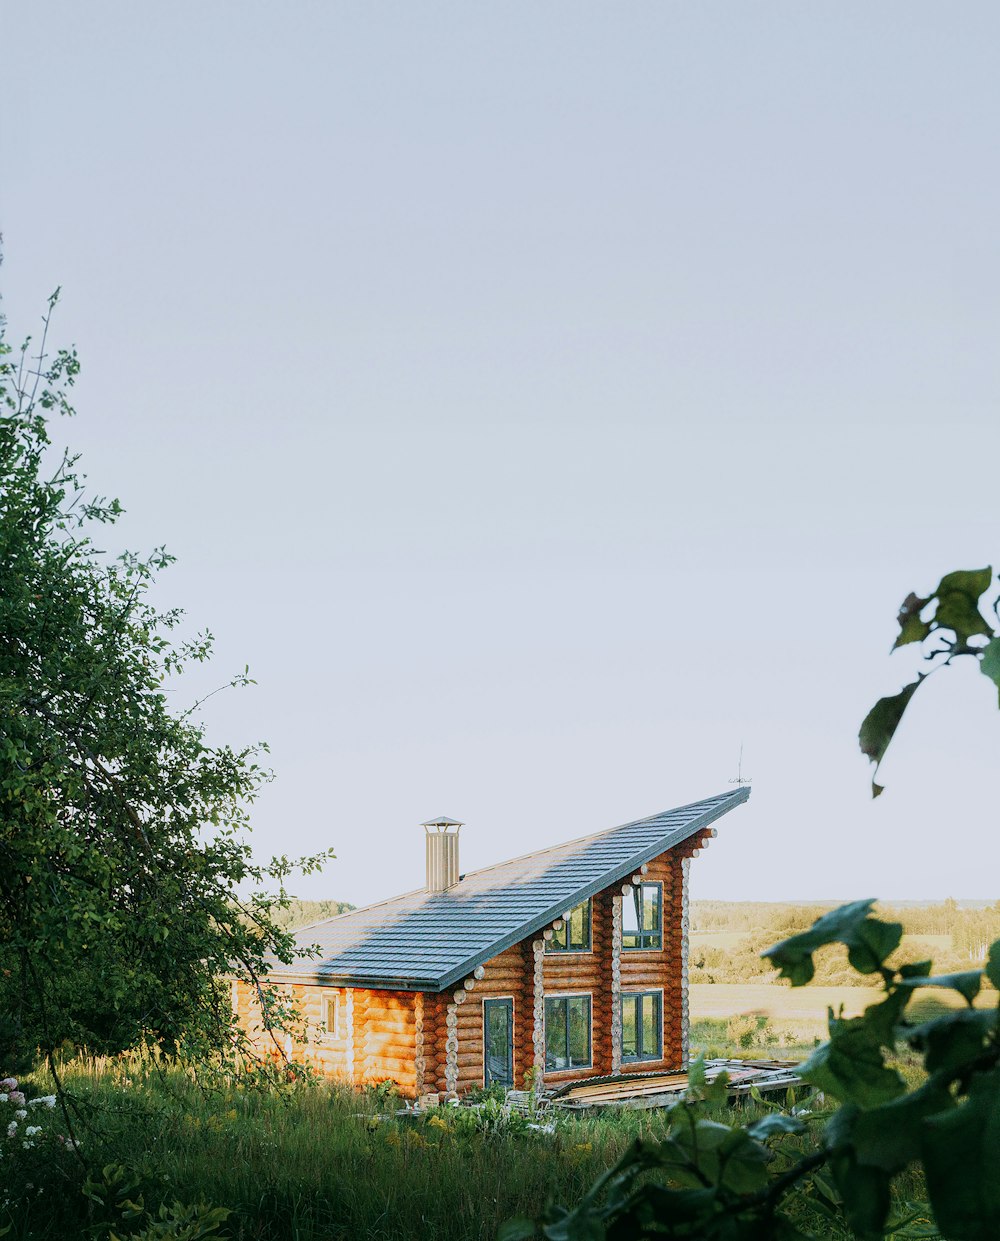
[[543, 992, 593, 1072], [622, 881, 663, 951], [546, 898, 593, 954], [483, 996, 515, 1088], [322, 993, 340, 1038], [620, 988, 663, 1064]]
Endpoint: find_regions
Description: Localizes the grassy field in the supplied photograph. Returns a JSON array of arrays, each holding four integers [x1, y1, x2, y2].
[[5, 1056, 929, 1241], [690, 980, 996, 1048], [5, 1060, 785, 1241]]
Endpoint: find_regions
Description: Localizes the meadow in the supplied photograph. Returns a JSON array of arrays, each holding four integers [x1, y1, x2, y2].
[[4, 1051, 929, 1241]]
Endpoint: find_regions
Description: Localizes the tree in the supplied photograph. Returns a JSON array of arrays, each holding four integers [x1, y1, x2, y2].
[[0, 293, 328, 1080]]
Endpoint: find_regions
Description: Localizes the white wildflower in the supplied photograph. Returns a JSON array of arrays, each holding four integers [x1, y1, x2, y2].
[[28, 1096, 57, 1109], [25, 1126, 41, 1137], [6, 1121, 17, 1139], [0, 1078, 18, 1091], [14, 1109, 26, 1120], [0, 1094, 8, 1104]]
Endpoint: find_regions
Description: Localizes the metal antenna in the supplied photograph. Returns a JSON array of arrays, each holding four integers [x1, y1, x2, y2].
[[729, 742, 751, 785]]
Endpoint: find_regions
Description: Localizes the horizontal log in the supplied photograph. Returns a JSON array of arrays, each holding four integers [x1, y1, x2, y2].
[[363, 1055, 417, 1076], [363, 1043, 415, 1059]]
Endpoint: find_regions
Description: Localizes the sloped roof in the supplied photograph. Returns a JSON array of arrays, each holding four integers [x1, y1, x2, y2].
[[267, 787, 750, 992]]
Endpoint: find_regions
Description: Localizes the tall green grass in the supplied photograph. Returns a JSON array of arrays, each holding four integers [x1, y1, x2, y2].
[[4, 1054, 932, 1241]]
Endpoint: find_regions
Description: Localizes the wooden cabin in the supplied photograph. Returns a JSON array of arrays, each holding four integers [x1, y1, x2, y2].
[[233, 788, 749, 1099]]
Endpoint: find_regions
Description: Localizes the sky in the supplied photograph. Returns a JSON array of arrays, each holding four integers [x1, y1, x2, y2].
[[3, 3, 999, 908]]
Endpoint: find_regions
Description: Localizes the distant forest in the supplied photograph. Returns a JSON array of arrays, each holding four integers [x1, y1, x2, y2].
[[690, 899, 1000, 986]]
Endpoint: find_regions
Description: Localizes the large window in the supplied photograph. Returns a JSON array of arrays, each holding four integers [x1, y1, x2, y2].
[[621, 990, 662, 1063], [544, 995, 592, 1070], [547, 899, 592, 953], [622, 882, 662, 950]]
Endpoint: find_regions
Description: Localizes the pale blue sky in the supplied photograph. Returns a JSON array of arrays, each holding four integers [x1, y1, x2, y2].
[[4, 3, 999, 906]]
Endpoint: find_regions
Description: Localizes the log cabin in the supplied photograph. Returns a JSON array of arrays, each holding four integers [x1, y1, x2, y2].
[[233, 787, 750, 1099]]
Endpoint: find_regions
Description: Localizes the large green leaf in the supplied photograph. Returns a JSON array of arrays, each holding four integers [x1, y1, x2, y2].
[[980, 638, 1000, 704], [897, 969, 982, 1006], [932, 567, 994, 645], [922, 1067, 1000, 1241], [800, 1018, 905, 1108], [858, 679, 923, 797], [763, 901, 876, 985], [846, 917, 903, 975], [764, 904, 901, 986], [906, 1008, 998, 1075], [849, 1080, 955, 1173], [893, 592, 932, 650], [829, 1148, 891, 1240]]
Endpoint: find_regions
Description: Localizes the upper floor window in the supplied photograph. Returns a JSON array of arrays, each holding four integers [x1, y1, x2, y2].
[[547, 899, 592, 952], [622, 882, 662, 950]]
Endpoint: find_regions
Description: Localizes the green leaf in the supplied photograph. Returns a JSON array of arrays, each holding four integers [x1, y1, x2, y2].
[[893, 592, 932, 649], [849, 1080, 955, 1173], [763, 900, 876, 985], [932, 567, 994, 645], [859, 680, 923, 796], [980, 639, 1000, 704], [497, 1221, 537, 1241], [897, 970, 982, 1006], [747, 1112, 805, 1140], [922, 1067, 1000, 1241], [846, 917, 903, 975], [898, 960, 933, 979], [906, 1008, 998, 1075], [801, 1018, 905, 1108], [764, 904, 901, 987], [829, 1147, 891, 1239]]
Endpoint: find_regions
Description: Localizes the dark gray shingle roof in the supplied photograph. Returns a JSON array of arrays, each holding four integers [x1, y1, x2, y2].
[[268, 787, 750, 992]]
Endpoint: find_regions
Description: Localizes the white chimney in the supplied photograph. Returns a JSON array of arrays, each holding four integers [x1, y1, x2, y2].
[[422, 816, 463, 892]]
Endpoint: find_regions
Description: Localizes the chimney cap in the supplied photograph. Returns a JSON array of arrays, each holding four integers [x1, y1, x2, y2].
[[421, 815, 464, 832]]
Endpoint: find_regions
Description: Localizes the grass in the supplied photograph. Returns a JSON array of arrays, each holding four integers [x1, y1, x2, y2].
[[5, 1059, 714, 1241], [5, 1044, 941, 1241]]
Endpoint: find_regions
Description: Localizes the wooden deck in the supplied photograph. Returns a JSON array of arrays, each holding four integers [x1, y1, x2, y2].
[[547, 1058, 803, 1110]]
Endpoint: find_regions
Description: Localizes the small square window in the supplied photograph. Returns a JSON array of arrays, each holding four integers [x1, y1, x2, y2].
[[547, 899, 592, 952]]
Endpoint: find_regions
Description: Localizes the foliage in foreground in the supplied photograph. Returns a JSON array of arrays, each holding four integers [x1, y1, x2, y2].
[[0, 296, 328, 1081], [509, 568, 1000, 1240], [505, 908, 998, 1241]]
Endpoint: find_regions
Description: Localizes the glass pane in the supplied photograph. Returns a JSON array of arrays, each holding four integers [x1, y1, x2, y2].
[[545, 998, 568, 1070], [622, 889, 641, 948], [567, 996, 591, 1067], [642, 885, 661, 933], [621, 995, 637, 1059], [570, 902, 588, 950], [486, 1002, 511, 1083], [641, 994, 659, 1058]]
